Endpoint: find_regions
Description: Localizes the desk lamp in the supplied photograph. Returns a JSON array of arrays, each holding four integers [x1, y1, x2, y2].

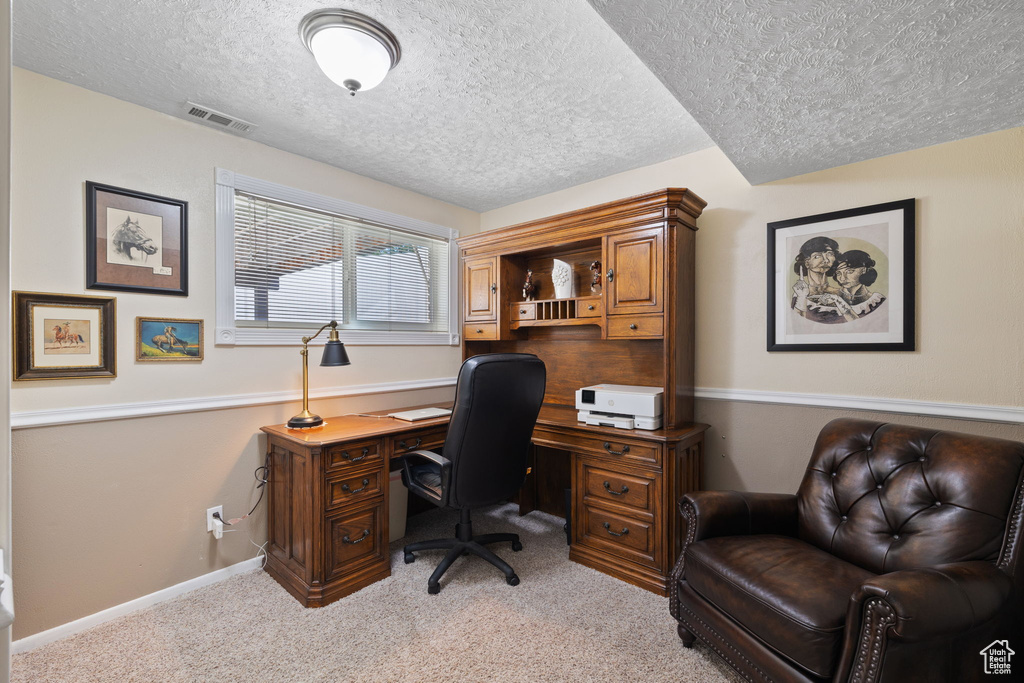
[[288, 320, 350, 429]]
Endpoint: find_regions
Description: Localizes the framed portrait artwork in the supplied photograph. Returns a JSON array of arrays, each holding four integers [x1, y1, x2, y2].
[[136, 317, 204, 361], [86, 181, 188, 296], [767, 199, 915, 352], [12, 291, 116, 380]]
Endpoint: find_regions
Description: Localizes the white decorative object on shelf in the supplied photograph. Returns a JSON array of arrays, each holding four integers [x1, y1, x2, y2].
[[551, 259, 574, 299]]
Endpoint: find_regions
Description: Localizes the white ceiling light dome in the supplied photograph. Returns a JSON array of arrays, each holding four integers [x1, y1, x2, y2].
[[299, 9, 401, 96]]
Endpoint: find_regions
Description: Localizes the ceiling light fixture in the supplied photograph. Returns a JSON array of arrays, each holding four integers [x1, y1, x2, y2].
[[299, 9, 401, 97]]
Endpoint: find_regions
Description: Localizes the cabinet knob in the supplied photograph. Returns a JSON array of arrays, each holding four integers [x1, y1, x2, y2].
[[476, 328, 483, 334], [606, 268, 614, 282], [629, 323, 638, 330], [520, 309, 526, 314], [490, 283, 497, 292], [587, 305, 594, 310]]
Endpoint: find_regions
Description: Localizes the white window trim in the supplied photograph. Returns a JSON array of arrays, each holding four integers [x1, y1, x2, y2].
[[215, 168, 460, 346]]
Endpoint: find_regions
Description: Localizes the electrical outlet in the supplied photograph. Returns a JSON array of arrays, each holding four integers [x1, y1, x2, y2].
[[207, 506, 223, 533]]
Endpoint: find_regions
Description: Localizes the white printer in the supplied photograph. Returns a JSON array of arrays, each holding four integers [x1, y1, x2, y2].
[[575, 384, 663, 430]]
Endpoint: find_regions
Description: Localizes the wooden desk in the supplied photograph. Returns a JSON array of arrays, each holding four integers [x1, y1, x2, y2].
[[261, 404, 705, 607]]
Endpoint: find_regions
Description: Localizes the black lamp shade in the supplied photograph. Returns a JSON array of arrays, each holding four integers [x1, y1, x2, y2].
[[320, 340, 351, 366]]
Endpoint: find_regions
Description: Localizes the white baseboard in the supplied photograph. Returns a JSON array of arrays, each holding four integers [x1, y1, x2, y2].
[[696, 387, 1024, 424], [11, 376, 458, 429], [12, 557, 262, 654]]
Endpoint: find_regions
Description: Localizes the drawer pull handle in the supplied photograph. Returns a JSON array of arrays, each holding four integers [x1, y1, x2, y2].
[[629, 323, 638, 330], [341, 478, 370, 494], [603, 442, 631, 456], [606, 268, 614, 282], [342, 448, 369, 463], [476, 328, 483, 334], [587, 305, 595, 310], [342, 529, 370, 544], [398, 437, 422, 452], [603, 481, 629, 496], [520, 309, 526, 314], [603, 522, 629, 537]]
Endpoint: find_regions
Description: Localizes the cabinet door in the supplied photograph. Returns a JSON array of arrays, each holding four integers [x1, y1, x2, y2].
[[463, 256, 498, 322], [604, 227, 664, 315]]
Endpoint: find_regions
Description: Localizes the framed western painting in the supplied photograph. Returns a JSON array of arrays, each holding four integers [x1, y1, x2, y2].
[[86, 181, 188, 296], [13, 291, 116, 380], [767, 198, 915, 352], [136, 317, 204, 361]]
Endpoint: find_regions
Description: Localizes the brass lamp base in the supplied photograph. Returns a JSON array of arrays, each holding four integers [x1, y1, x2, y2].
[[288, 411, 324, 429]]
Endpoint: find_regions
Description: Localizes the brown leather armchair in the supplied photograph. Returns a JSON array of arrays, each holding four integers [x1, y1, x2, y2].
[[670, 418, 1024, 683]]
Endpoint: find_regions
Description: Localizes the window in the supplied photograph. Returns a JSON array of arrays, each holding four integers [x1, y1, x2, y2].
[[215, 170, 458, 345]]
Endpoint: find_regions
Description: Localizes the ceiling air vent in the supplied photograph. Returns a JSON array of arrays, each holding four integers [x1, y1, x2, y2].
[[185, 102, 257, 135]]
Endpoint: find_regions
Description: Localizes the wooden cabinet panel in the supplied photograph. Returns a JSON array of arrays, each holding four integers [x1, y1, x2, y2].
[[511, 302, 536, 320], [325, 439, 382, 471], [606, 314, 664, 339], [325, 503, 386, 582], [577, 504, 658, 567], [532, 427, 661, 468], [577, 299, 602, 318], [462, 322, 498, 340], [605, 227, 664, 315], [464, 256, 498, 322], [388, 425, 447, 459], [326, 469, 383, 510], [579, 459, 656, 517]]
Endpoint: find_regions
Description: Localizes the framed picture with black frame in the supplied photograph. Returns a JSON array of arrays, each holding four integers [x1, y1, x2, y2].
[[86, 181, 188, 296], [767, 198, 915, 352], [12, 291, 117, 380]]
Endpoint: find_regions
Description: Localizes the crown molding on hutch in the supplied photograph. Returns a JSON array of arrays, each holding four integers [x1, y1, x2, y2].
[[11, 376, 458, 429], [696, 387, 1024, 425]]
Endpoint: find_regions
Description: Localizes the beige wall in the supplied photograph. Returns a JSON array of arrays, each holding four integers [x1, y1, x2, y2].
[[483, 128, 1024, 492], [484, 129, 1024, 409], [10, 70, 478, 639]]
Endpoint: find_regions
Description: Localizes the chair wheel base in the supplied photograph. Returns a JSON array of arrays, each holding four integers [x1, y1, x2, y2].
[[506, 573, 520, 586], [428, 582, 440, 594], [511, 541, 523, 552], [404, 551, 415, 564]]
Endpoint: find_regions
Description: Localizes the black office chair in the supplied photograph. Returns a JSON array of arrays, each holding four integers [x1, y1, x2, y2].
[[400, 353, 546, 594]]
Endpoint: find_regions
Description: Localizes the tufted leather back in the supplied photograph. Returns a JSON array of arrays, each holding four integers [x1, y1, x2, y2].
[[797, 418, 1024, 574]]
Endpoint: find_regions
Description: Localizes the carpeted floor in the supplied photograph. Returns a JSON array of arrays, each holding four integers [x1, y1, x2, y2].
[[13, 504, 740, 682]]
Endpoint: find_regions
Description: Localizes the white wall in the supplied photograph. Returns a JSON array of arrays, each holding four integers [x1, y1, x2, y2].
[[10, 69, 478, 640]]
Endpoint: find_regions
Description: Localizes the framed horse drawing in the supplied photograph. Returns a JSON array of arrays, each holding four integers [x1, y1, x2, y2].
[[12, 291, 116, 380], [86, 182, 188, 296], [136, 317, 204, 362]]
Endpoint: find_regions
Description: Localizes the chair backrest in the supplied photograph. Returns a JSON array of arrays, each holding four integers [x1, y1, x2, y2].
[[442, 353, 546, 509], [797, 418, 1024, 575]]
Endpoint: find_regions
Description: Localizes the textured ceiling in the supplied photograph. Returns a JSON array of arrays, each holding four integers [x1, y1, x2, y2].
[[13, 0, 711, 211], [588, 0, 1024, 184]]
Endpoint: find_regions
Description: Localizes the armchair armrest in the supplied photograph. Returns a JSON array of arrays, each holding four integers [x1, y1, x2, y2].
[[399, 449, 452, 507], [678, 490, 799, 544], [848, 561, 1013, 643]]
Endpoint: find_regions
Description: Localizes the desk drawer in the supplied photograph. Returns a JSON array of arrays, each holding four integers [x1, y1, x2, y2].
[[325, 439, 383, 472], [579, 460, 656, 517], [533, 428, 661, 468], [511, 303, 536, 321], [578, 504, 657, 567], [326, 469, 383, 510], [389, 425, 447, 460], [607, 314, 664, 339], [463, 323, 498, 340], [578, 299, 602, 318], [325, 502, 386, 582]]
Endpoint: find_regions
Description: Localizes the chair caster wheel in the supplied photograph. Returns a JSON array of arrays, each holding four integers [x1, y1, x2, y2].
[[511, 541, 523, 552], [428, 582, 440, 594], [404, 552, 415, 564], [506, 574, 520, 586]]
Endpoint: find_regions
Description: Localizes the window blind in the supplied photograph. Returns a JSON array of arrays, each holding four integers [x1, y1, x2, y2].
[[233, 191, 449, 332]]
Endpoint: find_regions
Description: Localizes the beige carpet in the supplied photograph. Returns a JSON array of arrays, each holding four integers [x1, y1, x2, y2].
[[14, 504, 740, 682]]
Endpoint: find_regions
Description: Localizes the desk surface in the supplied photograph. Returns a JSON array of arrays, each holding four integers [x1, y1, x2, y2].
[[261, 402, 707, 446]]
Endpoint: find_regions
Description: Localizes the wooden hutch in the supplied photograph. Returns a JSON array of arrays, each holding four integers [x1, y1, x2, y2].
[[458, 188, 708, 594]]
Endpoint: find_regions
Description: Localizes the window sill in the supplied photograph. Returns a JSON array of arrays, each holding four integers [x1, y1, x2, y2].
[[216, 327, 460, 346]]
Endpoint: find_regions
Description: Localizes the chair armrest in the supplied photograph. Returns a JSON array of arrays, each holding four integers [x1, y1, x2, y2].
[[849, 561, 1013, 642], [678, 490, 799, 544], [399, 449, 452, 507]]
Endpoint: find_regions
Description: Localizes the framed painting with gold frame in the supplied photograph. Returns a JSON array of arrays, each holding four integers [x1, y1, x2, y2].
[[136, 316, 204, 361], [13, 291, 116, 380]]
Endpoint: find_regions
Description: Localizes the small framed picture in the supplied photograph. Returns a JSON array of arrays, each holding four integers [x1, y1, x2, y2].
[[86, 181, 188, 296], [13, 291, 116, 380], [767, 199, 915, 352], [136, 317, 204, 361]]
